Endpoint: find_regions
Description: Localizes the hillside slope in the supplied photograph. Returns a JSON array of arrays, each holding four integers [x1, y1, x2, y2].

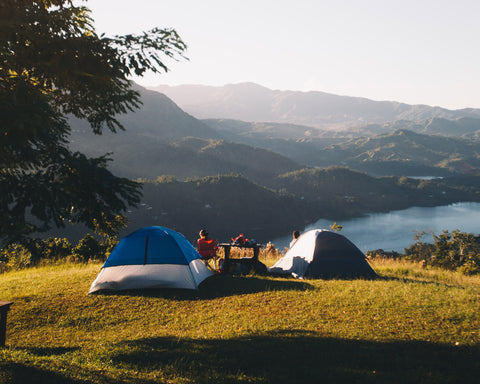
[[348, 117, 480, 138], [316, 130, 480, 176], [68, 85, 303, 182]]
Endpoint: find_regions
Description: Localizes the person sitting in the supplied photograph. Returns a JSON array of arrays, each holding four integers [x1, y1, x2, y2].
[[289, 230, 300, 248], [197, 229, 219, 269]]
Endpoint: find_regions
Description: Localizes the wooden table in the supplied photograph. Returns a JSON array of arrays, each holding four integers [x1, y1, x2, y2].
[[218, 243, 265, 275], [0, 301, 13, 347]]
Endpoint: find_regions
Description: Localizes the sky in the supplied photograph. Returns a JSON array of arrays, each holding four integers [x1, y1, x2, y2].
[[84, 0, 480, 110]]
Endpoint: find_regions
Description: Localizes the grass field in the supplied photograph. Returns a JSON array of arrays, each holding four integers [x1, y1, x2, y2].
[[0, 258, 479, 383]]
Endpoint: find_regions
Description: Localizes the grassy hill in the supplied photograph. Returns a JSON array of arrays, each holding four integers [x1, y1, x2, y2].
[[1, 260, 479, 383]]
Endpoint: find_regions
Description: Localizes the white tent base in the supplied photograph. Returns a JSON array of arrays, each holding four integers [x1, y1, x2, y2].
[[88, 259, 212, 293]]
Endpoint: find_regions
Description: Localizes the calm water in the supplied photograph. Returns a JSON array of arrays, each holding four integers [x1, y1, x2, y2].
[[271, 202, 480, 253]]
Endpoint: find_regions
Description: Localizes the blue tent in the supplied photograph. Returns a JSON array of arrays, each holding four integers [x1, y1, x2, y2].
[[89, 226, 213, 293]]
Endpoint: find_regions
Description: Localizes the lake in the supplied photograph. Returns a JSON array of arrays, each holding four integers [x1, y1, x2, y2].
[[271, 202, 480, 253]]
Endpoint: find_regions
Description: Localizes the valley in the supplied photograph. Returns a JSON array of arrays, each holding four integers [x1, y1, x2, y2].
[[60, 83, 480, 244]]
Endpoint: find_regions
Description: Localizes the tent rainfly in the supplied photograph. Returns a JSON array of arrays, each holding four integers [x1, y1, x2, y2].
[[269, 229, 376, 279], [88, 226, 213, 294]]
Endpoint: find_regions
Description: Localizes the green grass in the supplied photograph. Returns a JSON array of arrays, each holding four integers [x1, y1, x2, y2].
[[1, 260, 479, 383]]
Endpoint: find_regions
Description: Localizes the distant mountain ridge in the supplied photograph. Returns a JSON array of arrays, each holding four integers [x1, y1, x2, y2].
[[149, 83, 480, 129]]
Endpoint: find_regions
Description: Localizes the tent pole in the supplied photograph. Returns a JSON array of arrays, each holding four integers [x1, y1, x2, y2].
[[144, 236, 149, 265]]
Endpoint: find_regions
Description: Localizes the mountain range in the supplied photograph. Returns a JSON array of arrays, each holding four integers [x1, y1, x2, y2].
[[69, 83, 480, 179], [150, 82, 480, 129]]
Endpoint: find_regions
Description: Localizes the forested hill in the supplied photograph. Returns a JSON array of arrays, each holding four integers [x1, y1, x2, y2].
[[202, 118, 480, 177], [69, 133, 302, 183], [123, 170, 480, 243], [314, 129, 480, 176], [68, 85, 303, 183], [70, 84, 221, 142], [344, 117, 480, 138]]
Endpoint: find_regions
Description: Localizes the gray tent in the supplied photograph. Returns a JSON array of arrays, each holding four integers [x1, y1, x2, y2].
[[269, 229, 376, 278]]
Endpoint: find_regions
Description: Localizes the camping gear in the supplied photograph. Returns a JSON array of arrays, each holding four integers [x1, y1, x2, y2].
[[218, 242, 267, 275], [88, 226, 213, 293], [269, 229, 376, 278], [231, 233, 247, 245]]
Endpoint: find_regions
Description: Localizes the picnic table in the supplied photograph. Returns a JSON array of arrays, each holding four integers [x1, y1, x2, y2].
[[218, 243, 266, 275], [0, 301, 13, 347]]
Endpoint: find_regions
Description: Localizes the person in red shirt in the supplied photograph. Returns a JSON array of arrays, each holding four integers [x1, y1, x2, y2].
[[197, 229, 220, 269]]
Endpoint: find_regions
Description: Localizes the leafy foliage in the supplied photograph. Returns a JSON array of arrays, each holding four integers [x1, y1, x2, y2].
[[0, 0, 186, 243], [405, 230, 480, 274], [0, 243, 32, 272], [72, 233, 103, 262]]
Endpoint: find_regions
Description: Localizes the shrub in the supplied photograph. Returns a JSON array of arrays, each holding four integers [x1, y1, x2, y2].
[[0, 244, 32, 272], [403, 230, 480, 275], [72, 234, 103, 262], [367, 249, 402, 259], [32, 237, 73, 262], [457, 260, 480, 275]]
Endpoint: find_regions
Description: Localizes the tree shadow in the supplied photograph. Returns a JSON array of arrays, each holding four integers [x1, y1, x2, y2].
[[109, 330, 480, 384], [0, 363, 80, 384], [95, 274, 314, 300], [376, 274, 465, 289], [0, 361, 158, 384], [23, 346, 80, 357]]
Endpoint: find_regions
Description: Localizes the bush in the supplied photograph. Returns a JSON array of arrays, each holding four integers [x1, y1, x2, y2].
[[403, 230, 480, 275], [0, 244, 32, 272], [456, 260, 480, 275], [367, 249, 402, 259], [72, 234, 104, 262], [29, 237, 73, 263]]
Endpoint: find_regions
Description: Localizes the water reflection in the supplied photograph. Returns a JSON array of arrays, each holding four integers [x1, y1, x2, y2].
[[271, 202, 480, 253]]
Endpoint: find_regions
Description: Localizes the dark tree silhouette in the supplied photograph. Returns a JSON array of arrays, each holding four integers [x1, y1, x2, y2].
[[0, 0, 187, 242]]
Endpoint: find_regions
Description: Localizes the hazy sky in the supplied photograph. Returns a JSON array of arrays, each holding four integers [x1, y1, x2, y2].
[[85, 0, 480, 110]]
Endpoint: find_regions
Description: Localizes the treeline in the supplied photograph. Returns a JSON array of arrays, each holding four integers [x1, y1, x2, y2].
[[368, 230, 480, 275]]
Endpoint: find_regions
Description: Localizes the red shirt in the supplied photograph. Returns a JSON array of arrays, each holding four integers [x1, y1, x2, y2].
[[197, 237, 217, 259]]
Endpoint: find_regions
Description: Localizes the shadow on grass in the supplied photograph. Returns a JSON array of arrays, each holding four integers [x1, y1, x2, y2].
[[376, 274, 465, 289], [25, 346, 80, 357], [109, 330, 480, 384], [0, 363, 78, 384], [0, 361, 138, 384], [97, 274, 314, 300]]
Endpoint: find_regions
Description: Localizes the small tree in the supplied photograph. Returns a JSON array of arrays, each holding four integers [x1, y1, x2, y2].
[[404, 230, 433, 263], [430, 230, 480, 273], [329, 222, 343, 232]]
